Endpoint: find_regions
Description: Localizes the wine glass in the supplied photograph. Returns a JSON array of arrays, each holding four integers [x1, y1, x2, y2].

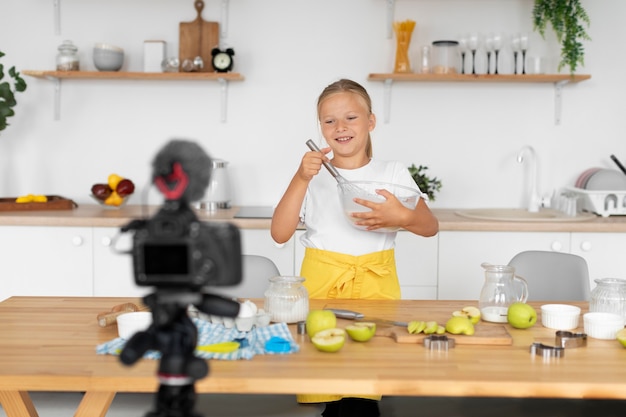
[[492, 33, 503, 75], [485, 35, 494, 75], [458, 35, 469, 74], [520, 32, 529, 74], [468, 33, 480, 75], [511, 34, 521, 75]]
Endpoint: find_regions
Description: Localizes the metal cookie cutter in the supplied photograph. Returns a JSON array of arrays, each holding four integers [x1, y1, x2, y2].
[[530, 342, 564, 358], [555, 331, 587, 348], [423, 335, 455, 350]]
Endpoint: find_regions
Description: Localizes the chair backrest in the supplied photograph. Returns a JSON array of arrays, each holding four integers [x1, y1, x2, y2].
[[508, 250, 591, 301], [213, 254, 280, 299]]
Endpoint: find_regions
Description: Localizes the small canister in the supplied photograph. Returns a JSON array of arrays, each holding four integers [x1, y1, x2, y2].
[[264, 276, 309, 323], [431, 40, 459, 74], [56, 40, 79, 71], [198, 159, 231, 211]]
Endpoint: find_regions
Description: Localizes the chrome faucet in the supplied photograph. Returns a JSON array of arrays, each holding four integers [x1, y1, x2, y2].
[[516, 145, 541, 212]]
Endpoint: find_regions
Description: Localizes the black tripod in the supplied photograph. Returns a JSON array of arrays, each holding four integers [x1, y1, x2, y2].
[[120, 289, 240, 417]]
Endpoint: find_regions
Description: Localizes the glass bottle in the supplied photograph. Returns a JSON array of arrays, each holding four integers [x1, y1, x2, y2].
[[264, 276, 309, 323], [56, 40, 79, 71], [590, 278, 626, 318]]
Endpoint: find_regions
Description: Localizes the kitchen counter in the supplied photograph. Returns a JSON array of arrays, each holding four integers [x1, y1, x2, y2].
[[0, 205, 625, 232]]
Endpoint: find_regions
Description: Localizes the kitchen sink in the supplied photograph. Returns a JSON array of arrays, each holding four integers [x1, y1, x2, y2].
[[455, 208, 596, 222]]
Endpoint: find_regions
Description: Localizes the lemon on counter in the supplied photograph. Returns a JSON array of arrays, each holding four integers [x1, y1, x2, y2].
[[16, 194, 47, 203]]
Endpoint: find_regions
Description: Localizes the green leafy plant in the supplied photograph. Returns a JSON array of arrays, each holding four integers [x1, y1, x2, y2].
[[532, 0, 591, 74], [408, 164, 442, 202], [0, 50, 27, 133]]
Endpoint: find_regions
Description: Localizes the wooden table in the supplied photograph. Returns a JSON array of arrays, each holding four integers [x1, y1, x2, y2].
[[1, 297, 625, 417]]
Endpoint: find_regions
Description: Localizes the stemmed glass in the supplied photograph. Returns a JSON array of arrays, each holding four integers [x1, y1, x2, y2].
[[458, 35, 469, 74], [520, 32, 529, 74], [468, 33, 480, 75], [492, 33, 502, 75], [511, 34, 521, 75], [485, 35, 494, 75]]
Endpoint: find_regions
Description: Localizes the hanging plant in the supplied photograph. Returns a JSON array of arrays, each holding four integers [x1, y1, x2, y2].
[[532, 0, 591, 74], [408, 164, 442, 202], [0, 50, 27, 133]]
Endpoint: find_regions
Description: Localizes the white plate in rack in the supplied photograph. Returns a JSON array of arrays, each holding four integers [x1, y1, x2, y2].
[[584, 169, 626, 191]]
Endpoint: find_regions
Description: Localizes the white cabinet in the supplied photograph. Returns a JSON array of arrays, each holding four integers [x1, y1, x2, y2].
[[92, 227, 149, 297], [294, 230, 438, 300], [570, 232, 626, 289], [437, 231, 570, 300], [239, 229, 295, 276], [0, 226, 93, 301]]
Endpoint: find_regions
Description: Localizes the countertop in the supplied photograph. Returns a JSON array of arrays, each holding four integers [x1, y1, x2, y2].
[[0, 204, 625, 232]]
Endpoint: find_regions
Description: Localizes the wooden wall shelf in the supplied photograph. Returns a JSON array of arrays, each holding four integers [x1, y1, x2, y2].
[[23, 70, 244, 122], [367, 73, 592, 125]]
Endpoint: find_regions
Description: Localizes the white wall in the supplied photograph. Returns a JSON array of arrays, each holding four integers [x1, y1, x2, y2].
[[0, 0, 620, 210]]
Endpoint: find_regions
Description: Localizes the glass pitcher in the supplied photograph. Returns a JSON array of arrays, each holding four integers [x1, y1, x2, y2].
[[478, 263, 529, 323]]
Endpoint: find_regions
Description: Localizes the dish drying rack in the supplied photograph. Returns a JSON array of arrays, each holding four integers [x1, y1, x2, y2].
[[563, 187, 626, 217]]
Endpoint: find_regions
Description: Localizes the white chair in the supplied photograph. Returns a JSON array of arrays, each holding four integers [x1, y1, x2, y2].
[[212, 254, 281, 299], [508, 250, 591, 301]]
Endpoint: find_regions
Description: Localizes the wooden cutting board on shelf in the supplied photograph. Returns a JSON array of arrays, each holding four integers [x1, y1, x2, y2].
[[179, 0, 219, 72], [375, 323, 513, 346], [0, 196, 77, 211]]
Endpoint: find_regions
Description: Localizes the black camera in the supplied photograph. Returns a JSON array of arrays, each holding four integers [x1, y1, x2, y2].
[[125, 200, 242, 290]]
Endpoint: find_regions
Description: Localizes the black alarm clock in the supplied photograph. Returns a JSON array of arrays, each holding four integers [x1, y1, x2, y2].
[[211, 48, 235, 73]]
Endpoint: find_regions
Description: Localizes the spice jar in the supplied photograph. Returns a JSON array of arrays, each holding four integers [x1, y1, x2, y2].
[[264, 276, 309, 323], [431, 40, 459, 74], [590, 278, 626, 318], [56, 40, 80, 71]]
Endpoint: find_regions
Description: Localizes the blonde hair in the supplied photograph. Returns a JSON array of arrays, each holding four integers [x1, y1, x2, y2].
[[317, 79, 373, 158]]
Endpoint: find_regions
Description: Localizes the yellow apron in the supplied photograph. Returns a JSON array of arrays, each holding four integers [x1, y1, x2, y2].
[[297, 247, 401, 404]]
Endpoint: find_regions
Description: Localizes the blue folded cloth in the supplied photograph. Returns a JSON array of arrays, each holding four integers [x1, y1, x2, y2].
[[96, 318, 299, 360]]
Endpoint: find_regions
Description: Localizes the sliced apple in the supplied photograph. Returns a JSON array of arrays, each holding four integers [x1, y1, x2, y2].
[[617, 328, 626, 348], [423, 321, 439, 335], [407, 320, 426, 334], [311, 328, 346, 352], [345, 322, 376, 342], [452, 306, 482, 324], [445, 316, 475, 335]]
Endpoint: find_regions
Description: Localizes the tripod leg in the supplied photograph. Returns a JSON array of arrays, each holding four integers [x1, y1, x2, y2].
[[146, 383, 203, 417]]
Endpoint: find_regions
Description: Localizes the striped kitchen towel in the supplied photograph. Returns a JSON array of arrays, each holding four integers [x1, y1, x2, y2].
[[96, 318, 299, 360]]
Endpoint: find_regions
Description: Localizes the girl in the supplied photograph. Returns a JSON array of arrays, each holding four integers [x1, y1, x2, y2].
[[271, 79, 439, 417]]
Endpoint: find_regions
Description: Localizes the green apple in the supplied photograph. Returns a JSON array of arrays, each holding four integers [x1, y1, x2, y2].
[[445, 316, 475, 335], [452, 306, 482, 324], [407, 320, 426, 334], [305, 310, 337, 338], [616, 329, 626, 347], [345, 322, 377, 342], [507, 302, 537, 329], [311, 328, 346, 352], [423, 321, 439, 335], [436, 325, 446, 335]]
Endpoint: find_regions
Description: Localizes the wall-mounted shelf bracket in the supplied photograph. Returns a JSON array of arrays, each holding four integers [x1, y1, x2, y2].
[[554, 80, 568, 126], [386, 0, 395, 39], [382, 78, 393, 123], [220, 0, 230, 41], [53, 0, 61, 35], [219, 77, 228, 123]]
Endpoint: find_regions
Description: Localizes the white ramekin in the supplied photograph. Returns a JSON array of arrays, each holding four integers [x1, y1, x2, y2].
[[541, 304, 582, 330], [583, 312, 625, 340]]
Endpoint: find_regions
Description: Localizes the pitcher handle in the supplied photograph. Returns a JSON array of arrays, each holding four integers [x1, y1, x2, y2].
[[514, 274, 529, 303]]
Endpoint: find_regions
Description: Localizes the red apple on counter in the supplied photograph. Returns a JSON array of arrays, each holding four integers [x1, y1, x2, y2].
[[91, 183, 113, 201], [116, 179, 135, 197]]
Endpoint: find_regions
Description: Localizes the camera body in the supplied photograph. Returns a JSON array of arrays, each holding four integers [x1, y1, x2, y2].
[[129, 200, 242, 290]]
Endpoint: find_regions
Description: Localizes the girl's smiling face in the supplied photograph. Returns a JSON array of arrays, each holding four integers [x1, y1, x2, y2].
[[318, 91, 376, 168]]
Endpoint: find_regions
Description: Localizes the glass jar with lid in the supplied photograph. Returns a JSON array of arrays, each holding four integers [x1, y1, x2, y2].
[[264, 276, 309, 323], [56, 40, 79, 71], [431, 40, 459, 74], [589, 278, 626, 318]]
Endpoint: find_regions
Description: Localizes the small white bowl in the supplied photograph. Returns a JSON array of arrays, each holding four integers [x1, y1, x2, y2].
[[541, 304, 581, 330], [93, 43, 124, 71], [583, 312, 625, 340], [117, 311, 152, 340]]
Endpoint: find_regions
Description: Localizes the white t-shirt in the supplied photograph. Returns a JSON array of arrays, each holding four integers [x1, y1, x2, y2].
[[299, 159, 423, 256]]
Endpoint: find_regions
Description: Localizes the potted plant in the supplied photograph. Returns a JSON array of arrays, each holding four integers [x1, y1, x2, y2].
[[408, 164, 442, 202], [0, 50, 27, 133], [532, 0, 591, 74]]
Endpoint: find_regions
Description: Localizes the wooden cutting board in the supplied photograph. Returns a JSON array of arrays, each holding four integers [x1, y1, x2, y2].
[[375, 323, 513, 346], [179, 0, 219, 72], [0, 196, 77, 211]]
